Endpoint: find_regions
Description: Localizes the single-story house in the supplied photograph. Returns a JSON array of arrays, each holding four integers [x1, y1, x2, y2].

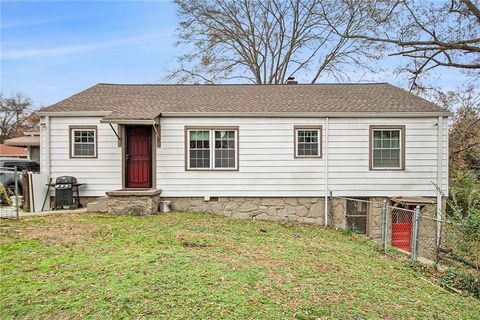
[[37, 81, 450, 254], [4, 131, 40, 162]]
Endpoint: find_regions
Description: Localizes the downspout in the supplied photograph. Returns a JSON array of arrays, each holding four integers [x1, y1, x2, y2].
[[324, 117, 329, 227], [43, 116, 51, 177], [436, 116, 443, 244]]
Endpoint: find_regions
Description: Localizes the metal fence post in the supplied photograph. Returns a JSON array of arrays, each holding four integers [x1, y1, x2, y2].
[[411, 205, 420, 262], [14, 166, 19, 220], [381, 199, 387, 254]]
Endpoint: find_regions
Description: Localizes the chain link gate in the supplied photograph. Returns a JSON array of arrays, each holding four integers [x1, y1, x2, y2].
[[0, 166, 21, 219], [381, 200, 420, 261]]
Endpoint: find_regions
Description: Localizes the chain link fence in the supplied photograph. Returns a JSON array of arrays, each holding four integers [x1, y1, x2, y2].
[[382, 204, 417, 258], [381, 201, 434, 262], [334, 196, 443, 262], [0, 166, 22, 219], [336, 196, 479, 296]]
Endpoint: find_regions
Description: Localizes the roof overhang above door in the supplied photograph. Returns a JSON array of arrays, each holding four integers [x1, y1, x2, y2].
[[99, 118, 158, 125]]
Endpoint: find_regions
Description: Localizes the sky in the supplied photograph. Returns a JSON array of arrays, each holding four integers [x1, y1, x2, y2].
[[1, 0, 178, 107], [0, 0, 472, 108]]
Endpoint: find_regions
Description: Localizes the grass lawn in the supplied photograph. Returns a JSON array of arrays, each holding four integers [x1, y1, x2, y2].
[[1, 212, 479, 319]]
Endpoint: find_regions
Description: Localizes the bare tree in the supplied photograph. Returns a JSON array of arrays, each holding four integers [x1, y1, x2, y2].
[[0, 93, 34, 143], [345, 0, 480, 90], [169, 0, 381, 84], [433, 86, 480, 172]]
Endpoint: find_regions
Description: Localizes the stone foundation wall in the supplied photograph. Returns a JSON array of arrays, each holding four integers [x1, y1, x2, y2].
[[106, 190, 161, 215], [367, 198, 387, 242], [330, 199, 347, 229], [164, 197, 351, 226]]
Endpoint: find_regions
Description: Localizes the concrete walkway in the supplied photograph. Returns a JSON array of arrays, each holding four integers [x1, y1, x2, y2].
[[0, 206, 87, 219]]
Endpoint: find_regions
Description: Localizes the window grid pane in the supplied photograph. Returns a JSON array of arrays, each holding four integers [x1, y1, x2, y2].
[[214, 130, 236, 168], [372, 129, 401, 168], [189, 130, 210, 169], [297, 129, 320, 156], [72, 130, 95, 157]]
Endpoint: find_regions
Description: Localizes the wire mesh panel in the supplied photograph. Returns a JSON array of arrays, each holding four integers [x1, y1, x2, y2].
[[415, 214, 440, 261], [331, 196, 453, 265], [390, 207, 414, 252], [0, 166, 21, 219]]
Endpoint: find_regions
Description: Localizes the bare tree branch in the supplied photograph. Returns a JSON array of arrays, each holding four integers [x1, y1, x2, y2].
[[460, 0, 480, 22], [168, 0, 380, 84], [345, 0, 480, 90], [0, 93, 35, 143]]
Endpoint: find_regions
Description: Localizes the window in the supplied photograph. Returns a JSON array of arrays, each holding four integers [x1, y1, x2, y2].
[[370, 126, 405, 170], [188, 130, 210, 169], [70, 126, 97, 158], [215, 130, 236, 168], [294, 126, 322, 158], [346, 199, 368, 235], [186, 127, 238, 170]]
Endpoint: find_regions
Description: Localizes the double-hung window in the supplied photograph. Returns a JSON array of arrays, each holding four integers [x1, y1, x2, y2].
[[370, 125, 405, 170], [70, 126, 97, 158], [294, 126, 322, 158], [186, 127, 238, 170]]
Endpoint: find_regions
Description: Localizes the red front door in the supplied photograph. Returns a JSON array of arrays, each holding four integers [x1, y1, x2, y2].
[[391, 207, 414, 252], [126, 126, 152, 188]]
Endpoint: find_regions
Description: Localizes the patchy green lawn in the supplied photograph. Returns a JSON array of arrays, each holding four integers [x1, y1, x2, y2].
[[1, 213, 479, 319]]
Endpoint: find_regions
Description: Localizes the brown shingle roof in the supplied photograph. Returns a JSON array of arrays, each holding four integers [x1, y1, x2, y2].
[[39, 83, 445, 120]]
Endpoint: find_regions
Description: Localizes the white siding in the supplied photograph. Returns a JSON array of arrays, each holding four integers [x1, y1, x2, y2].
[[41, 117, 121, 196], [158, 118, 325, 197], [327, 117, 448, 197], [157, 117, 448, 197], [41, 115, 448, 198]]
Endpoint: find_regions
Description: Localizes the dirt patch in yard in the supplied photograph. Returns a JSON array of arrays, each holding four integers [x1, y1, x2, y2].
[[181, 241, 211, 248], [14, 219, 104, 245], [174, 230, 227, 249]]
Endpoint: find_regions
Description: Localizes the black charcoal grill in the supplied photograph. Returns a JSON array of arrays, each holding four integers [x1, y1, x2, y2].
[[49, 176, 85, 210]]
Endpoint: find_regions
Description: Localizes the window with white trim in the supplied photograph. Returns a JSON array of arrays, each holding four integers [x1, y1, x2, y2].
[[371, 128, 403, 169], [188, 130, 210, 168], [187, 128, 238, 170], [295, 127, 321, 158], [71, 128, 96, 158]]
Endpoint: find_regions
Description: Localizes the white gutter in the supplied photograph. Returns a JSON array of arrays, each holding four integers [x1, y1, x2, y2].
[[324, 117, 329, 227], [99, 119, 156, 125], [436, 116, 443, 244], [161, 111, 453, 118], [36, 111, 453, 119], [35, 111, 112, 117]]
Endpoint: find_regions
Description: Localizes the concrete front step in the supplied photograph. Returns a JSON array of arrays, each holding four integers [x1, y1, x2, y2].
[[105, 189, 161, 215]]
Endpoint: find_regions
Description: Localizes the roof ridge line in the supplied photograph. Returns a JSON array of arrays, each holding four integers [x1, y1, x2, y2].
[[95, 82, 390, 86]]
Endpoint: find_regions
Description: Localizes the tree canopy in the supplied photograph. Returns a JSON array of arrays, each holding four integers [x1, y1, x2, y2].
[[169, 0, 381, 84], [170, 0, 480, 88]]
